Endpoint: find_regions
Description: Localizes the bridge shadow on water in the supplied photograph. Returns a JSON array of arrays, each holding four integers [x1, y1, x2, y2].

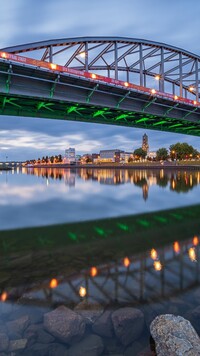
[[0, 204, 200, 355]]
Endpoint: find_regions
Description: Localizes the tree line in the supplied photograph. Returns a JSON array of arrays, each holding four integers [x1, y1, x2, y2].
[[133, 142, 199, 161]]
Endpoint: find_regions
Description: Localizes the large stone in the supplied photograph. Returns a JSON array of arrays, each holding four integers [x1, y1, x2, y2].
[[37, 328, 55, 343], [0, 333, 9, 352], [48, 343, 69, 356], [111, 307, 144, 346], [150, 314, 200, 355], [92, 310, 113, 337], [8, 338, 27, 351], [44, 306, 85, 344], [74, 300, 104, 325], [68, 334, 104, 356], [28, 342, 50, 356], [6, 315, 30, 335]]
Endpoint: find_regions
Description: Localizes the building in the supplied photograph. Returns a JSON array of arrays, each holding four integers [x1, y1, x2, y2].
[[64, 148, 76, 164], [99, 149, 121, 163], [142, 133, 149, 153]]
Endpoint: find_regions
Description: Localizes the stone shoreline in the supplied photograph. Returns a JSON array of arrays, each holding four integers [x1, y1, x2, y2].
[[1, 286, 200, 355]]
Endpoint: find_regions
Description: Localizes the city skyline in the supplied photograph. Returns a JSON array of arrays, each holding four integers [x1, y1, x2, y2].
[[1, 0, 200, 161]]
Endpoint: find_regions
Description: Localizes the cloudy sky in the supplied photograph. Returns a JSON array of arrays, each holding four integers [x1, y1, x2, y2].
[[1, 0, 200, 161]]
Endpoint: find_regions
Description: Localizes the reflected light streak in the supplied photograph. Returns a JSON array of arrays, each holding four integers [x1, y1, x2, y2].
[[1, 292, 8, 302], [90, 267, 98, 277], [173, 241, 180, 253], [123, 257, 130, 267], [79, 286, 87, 297], [150, 249, 158, 260], [188, 247, 197, 262], [193, 236, 199, 246], [50, 278, 58, 289], [153, 260, 162, 271]]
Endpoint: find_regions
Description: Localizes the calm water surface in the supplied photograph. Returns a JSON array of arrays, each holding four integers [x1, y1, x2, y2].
[[0, 167, 200, 355], [1, 167, 200, 229]]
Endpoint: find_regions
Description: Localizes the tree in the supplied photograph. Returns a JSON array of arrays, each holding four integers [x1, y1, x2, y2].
[[133, 148, 147, 160], [169, 143, 199, 160], [156, 148, 168, 161]]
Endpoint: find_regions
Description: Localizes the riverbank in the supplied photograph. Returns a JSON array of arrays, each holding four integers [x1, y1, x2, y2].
[[24, 161, 200, 170]]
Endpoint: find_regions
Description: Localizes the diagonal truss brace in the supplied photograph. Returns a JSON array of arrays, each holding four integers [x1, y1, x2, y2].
[[50, 74, 60, 98], [6, 65, 12, 94], [86, 84, 99, 103], [182, 107, 198, 119], [142, 97, 157, 112], [164, 103, 179, 116], [116, 91, 131, 108]]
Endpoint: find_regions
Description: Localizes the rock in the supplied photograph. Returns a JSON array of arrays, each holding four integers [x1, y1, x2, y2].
[[92, 310, 113, 337], [28, 342, 50, 356], [74, 301, 104, 326], [23, 324, 41, 347], [68, 334, 104, 356], [48, 343, 69, 356], [6, 315, 30, 335], [8, 338, 27, 351], [44, 306, 85, 344], [111, 307, 144, 346], [0, 333, 9, 351], [37, 328, 55, 343], [124, 341, 144, 356], [150, 314, 200, 355]]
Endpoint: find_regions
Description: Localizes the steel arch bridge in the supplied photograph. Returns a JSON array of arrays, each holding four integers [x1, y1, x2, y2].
[[1, 36, 200, 136]]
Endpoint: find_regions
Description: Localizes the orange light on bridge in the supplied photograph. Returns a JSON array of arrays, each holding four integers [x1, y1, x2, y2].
[[91, 73, 97, 79], [173, 241, 180, 253], [1, 292, 8, 302], [124, 82, 129, 87], [1, 52, 7, 59], [50, 63, 57, 70], [151, 89, 156, 94], [49, 278, 58, 289], [123, 257, 130, 267], [153, 260, 162, 271], [150, 248, 158, 260], [193, 100, 197, 105], [189, 86, 194, 92], [79, 286, 87, 298], [174, 95, 178, 100], [90, 267, 98, 277], [80, 52, 86, 58], [193, 236, 199, 246], [155, 75, 160, 81]]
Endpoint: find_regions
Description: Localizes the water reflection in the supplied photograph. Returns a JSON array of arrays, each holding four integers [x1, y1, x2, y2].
[[1, 204, 200, 307], [24, 167, 200, 195]]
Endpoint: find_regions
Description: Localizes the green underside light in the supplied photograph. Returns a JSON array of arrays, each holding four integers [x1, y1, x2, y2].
[[136, 117, 149, 123], [68, 232, 78, 241], [94, 227, 106, 236], [168, 123, 183, 128], [153, 216, 168, 223], [93, 110, 105, 117], [117, 223, 129, 231], [137, 219, 150, 227], [153, 120, 167, 126], [115, 114, 129, 121]]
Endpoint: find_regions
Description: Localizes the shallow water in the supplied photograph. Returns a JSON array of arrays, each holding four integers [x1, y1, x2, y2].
[[0, 168, 200, 355]]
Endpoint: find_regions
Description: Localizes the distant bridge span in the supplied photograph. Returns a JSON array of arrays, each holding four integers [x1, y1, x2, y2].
[[1, 37, 200, 136]]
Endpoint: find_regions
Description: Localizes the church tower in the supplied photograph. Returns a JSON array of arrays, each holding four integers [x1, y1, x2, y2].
[[142, 133, 149, 153]]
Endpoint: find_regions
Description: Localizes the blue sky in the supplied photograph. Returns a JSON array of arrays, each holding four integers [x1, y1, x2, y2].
[[0, 0, 200, 161]]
